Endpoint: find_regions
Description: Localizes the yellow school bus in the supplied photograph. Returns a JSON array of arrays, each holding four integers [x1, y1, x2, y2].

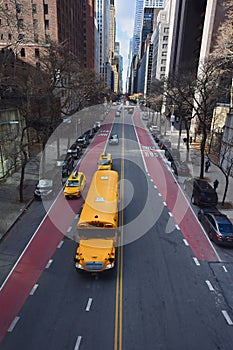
[[97, 153, 112, 170], [75, 170, 118, 272]]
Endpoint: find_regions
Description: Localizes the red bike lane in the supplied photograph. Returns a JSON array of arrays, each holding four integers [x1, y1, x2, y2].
[[0, 112, 115, 343], [133, 111, 220, 262]]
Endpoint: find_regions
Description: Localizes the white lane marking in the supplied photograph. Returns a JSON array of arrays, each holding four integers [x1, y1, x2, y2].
[[193, 257, 200, 266], [57, 240, 64, 249], [74, 336, 82, 350], [222, 310, 233, 325], [183, 239, 189, 246], [176, 224, 180, 230], [30, 284, 39, 295], [46, 259, 53, 269], [163, 202, 167, 206], [150, 178, 153, 182], [8, 316, 20, 332], [158, 193, 162, 197], [154, 185, 157, 189], [205, 280, 214, 291], [67, 226, 72, 233], [222, 265, 228, 272], [168, 212, 172, 217], [75, 214, 79, 220], [85, 298, 93, 311]]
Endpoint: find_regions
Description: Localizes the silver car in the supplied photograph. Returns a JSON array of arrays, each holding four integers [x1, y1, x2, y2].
[[109, 134, 119, 145]]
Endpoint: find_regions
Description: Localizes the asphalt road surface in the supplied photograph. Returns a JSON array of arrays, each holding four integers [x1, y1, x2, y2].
[[0, 107, 233, 350]]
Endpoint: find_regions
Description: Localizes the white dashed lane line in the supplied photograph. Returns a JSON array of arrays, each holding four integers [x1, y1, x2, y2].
[[30, 284, 39, 295], [183, 239, 189, 246], [205, 280, 215, 291], [57, 240, 64, 249], [74, 335, 82, 350], [45, 259, 53, 269], [222, 310, 233, 325], [85, 298, 93, 312], [8, 316, 20, 332], [193, 257, 200, 266]]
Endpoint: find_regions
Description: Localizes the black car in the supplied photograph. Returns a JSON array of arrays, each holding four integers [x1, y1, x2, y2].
[[76, 134, 89, 148], [165, 148, 180, 162], [198, 208, 233, 246], [62, 156, 74, 177], [159, 138, 171, 150], [184, 177, 218, 207], [67, 143, 83, 159]]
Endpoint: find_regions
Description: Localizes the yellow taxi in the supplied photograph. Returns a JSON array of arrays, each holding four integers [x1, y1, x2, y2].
[[63, 171, 86, 199], [97, 153, 112, 170]]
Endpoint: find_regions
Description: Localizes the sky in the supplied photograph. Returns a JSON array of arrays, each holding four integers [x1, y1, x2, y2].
[[115, 0, 136, 92]]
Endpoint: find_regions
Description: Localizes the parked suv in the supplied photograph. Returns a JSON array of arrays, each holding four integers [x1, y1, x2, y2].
[[184, 177, 218, 207], [67, 143, 83, 159]]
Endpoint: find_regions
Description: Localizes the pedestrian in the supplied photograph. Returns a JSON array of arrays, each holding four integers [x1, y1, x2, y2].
[[213, 179, 219, 191], [205, 159, 211, 172], [189, 136, 192, 144]]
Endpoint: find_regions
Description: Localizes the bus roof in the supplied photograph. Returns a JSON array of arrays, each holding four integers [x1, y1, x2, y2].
[[77, 170, 118, 228]]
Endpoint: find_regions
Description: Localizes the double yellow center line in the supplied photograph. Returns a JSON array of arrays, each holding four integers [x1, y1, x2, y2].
[[114, 108, 125, 350]]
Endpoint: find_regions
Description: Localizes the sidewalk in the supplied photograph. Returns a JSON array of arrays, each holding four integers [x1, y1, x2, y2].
[[163, 127, 233, 222]]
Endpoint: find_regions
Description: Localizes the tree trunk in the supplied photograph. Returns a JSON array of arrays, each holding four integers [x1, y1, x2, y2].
[[19, 150, 27, 202], [200, 127, 207, 179]]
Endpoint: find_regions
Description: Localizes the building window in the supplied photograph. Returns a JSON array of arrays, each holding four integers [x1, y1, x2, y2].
[[0, 19, 2, 26], [8, 33, 12, 40], [45, 34, 50, 43], [20, 48, 25, 57], [163, 36, 168, 41], [44, 4, 48, 14], [161, 59, 166, 65], [32, 4, 37, 14], [1, 34, 3, 40], [164, 27, 169, 33], [34, 33, 38, 42], [161, 51, 167, 57], [35, 48, 39, 57], [18, 33, 24, 41], [33, 19, 38, 29], [160, 66, 166, 72], [45, 20, 49, 30], [16, 3, 21, 13], [18, 18, 24, 29], [162, 44, 168, 49]]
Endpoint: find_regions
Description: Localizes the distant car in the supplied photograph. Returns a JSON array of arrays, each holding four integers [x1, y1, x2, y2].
[[98, 153, 112, 170], [76, 135, 89, 148], [142, 113, 149, 120], [109, 133, 119, 145], [128, 108, 134, 114], [165, 148, 180, 162], [115, 110, 121, 117], [198, 208, 233, 246], [93, 121, 101, 132], [159, 138, 171, 150], [171, 160, 190, 177], [63, 171, 86, 199], [34, 179, 54, 200], [67, 143, 83, 159], [184, 177, 218, 207], [62, 156, 74, 178]]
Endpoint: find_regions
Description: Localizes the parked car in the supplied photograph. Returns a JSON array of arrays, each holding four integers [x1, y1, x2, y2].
[[63, 171, 86, 199], [67, 143, 83, 159], [62, 156, 74, 178], [84, 128, 95, 139], [184, 177, 218, 207], [109, 133, 119, 145], [159, 138, 171, 150], [34, 179, 54, 200], [171, 160, 190, 177], [149, 125, 159, 133], [93, 121, 101, 132], [165, 148, 180, 162], [76, 134, 89, 148], [198, 208, 233, 246]]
